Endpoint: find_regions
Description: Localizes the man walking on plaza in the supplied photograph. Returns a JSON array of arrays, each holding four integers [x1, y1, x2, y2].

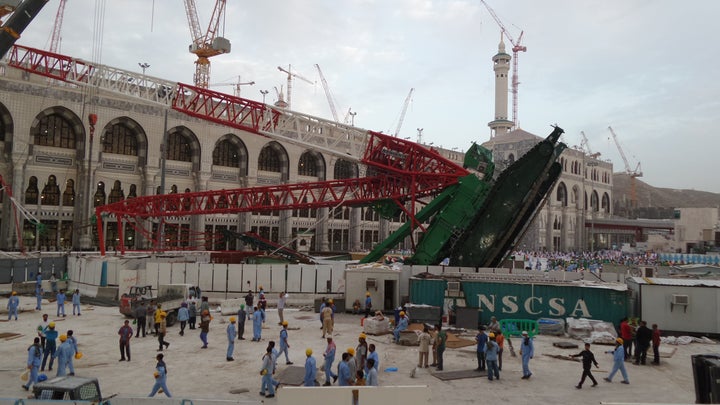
[[605, 338, 630, 384], [260, 347, 275, 398], [279, 321, 293, 364], [41, 322, 58, 371], [237, 304, 247, 340], [56, 289, 67, 317], [485, 332, 500, 381], [475, 326, 488, 371], [635, 320, 652, 365], [571, 342, 599, 388], [520, 331, 534, 379], [321, 300, 334, 338], [435, 325, 447, 371], [304, 348, 317, 387], [72, 289, 81, 316], [22, 337, 43, 391], [252, 306, 264, 341], [652, 323, 661, 365], [277, 292, 287, 325], [323, 336, 338, 386], [148, 353, 171, 397]]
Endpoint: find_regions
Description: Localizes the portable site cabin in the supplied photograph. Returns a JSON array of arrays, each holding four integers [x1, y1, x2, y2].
[[626, 277, 720, 336], [344, 265, 400, 312]]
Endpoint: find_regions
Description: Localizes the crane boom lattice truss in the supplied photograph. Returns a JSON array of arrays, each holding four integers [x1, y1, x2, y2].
[[49, 0, 67, 53], [481, 0, 526, 129], [315, 63, 339, 122], [7, 44, 468, 255], [608, 125, 642, 208], [393, 88, 414, 137]]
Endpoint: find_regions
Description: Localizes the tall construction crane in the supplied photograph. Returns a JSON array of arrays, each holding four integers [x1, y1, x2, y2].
[[209, 76, 254, 97], [315, 63, 340, 122], [48, 0, 67, 53], [580, 131, 601, 159], [183, 0, 230, 88], [480, 0, 526, 129], [392, 88, 414, 137], [608, 126, 643, 208], [278, 65, 314, 110]]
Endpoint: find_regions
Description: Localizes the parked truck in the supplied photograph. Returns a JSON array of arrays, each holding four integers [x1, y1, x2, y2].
[[119, 283, 195, 326], [32, 376, 105, 402]]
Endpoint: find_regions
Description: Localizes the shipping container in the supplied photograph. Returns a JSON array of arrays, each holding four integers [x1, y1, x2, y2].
[[409, 277, 628, 325]]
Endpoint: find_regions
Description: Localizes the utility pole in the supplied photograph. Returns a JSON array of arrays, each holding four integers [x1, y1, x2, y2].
[[138, 62, 150, 75]]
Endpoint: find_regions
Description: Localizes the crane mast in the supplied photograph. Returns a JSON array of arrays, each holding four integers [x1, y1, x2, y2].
[[480, 0, 526, 129], [183, 0, 231, 88], [277, 65, 314, 110], [580, 131, 601, 159]]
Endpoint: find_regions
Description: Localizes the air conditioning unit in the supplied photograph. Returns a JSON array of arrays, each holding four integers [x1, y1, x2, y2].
[[365, 278, 377, 290], [447, 281, 462, 296], [671, 294, 689, 305]]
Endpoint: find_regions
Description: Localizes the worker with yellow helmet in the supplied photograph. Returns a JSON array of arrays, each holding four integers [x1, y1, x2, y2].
[[226, 316, 237, 361], [303, 348, 317, 387], [364, 291, 372, 318], [485, 332, 500, 381], [356, 333, 369, 371], [346, 347, 357, 384], [54, 333, 74, 377], [7, 290, 20, 320], [393, 310, 409, 344], [605, 336, 630, 384], [321, 298, 335, 338], [41, 321, 58, 372], [278, 320, 293, 365]]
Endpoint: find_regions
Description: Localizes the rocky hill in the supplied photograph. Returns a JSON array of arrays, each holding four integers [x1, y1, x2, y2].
[[613, 173, 720, 219]]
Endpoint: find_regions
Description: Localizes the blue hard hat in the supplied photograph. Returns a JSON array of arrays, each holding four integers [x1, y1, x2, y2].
[[38, 374, 48, 382]]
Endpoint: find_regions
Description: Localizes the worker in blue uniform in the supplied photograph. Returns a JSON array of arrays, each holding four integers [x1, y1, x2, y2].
[[304, 348, 317, 387], [148, 353, 172, 397], [53, 334, 73, 376], [278, 321, 293, 364], [520, 331, 534, 379], [393, 311, 408, 343], [56, 290, 66, 317], [41, 322, 58, 371], [226, 316, 236, 361], [22, 337, 43, 391], [7, 291, 19, 320], [252, 306, 264, 341]]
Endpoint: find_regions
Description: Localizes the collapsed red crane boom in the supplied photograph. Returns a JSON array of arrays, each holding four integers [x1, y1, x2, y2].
[[7, 44, 468, 255]]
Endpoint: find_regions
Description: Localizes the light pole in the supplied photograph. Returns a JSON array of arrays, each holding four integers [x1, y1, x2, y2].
[[349, 111, 357, 126], [260, 90, 269, 104], [138, 62, 150, 75]]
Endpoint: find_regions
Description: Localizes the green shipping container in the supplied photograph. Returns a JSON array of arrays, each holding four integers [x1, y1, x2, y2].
[[410, 278, 629, 325], [409, 278, 447, 309]]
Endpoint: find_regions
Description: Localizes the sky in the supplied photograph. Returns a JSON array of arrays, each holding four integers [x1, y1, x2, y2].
[[11, 0, 720, 193]]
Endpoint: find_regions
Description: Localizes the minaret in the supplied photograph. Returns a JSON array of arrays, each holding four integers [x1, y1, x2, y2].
[[488, 33, 513, 137]]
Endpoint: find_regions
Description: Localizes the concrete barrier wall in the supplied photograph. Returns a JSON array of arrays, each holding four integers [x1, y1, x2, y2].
[[277, 385, 430, 405], [0, 398, 262, 405]]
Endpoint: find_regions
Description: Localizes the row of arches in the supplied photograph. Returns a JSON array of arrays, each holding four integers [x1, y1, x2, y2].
[[555, 182, 611, 213], [559, 156, 611, 185]]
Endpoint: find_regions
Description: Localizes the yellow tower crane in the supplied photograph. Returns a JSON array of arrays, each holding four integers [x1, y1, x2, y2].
[[183, 0, 231, 88]]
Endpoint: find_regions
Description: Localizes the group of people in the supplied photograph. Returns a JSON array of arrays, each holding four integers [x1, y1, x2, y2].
[[314, 334, 379, 388], [619, 318, 662, 365], [512, 249, 664, 272], [474, 319, 534, 381], [7, 286, 82, 320], [22, 314, 80, 391]]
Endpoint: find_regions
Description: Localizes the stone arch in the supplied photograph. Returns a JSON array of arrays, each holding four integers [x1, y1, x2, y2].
[[166, 125, 201, 172], [101, 116, 148, 165], [334, 158, 358, 179], [30, 106, 86, 161], [298, 150, 326, 180], [258, 141, 289, 181], [555, 181, 567, 207], [213, 134, 248, 175], [0, 101, 13, 159], [601, 192, 611, 213], [572, 185, 581, 209]]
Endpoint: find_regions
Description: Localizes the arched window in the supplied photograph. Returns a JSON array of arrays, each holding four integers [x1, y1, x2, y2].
[[62, 179, 75, 206], [102, 123, 137, 155], [213, 139, 240, 167], [33, 114, 76, 149], [334, 159, 356, 179], [167, 132, 192, 162], [591, 190, 599, 212], [555, 182, 567, 207], [40, 175, 61, 206], [128, 184, 137, 199], [258, 145, 282, 172], [108, 180, 124, 204], [25, 176, 39, 204], [602, 192, 611, 213], [507, 153, 515, 164], [298, 152, 318, 176], [94, 181, 106, 207]]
